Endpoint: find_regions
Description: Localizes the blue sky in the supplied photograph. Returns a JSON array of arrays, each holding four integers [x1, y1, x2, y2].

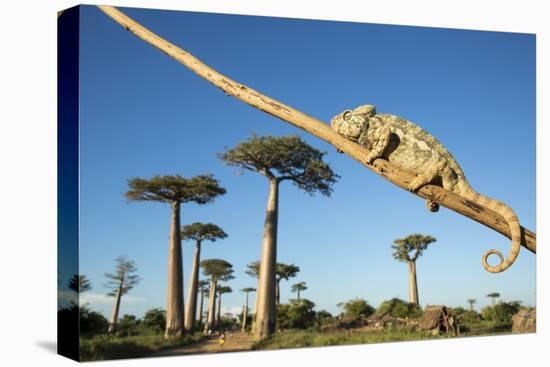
[[73, 5, 535, 318]]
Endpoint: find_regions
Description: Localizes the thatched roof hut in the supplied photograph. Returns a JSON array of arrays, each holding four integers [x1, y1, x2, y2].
[[319, 316, 365, 333], [418, 305, 459, 335], [366, 312, 406, 330]]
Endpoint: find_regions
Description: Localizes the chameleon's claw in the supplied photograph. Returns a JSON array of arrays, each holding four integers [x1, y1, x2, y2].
[[365, 154, 377, 165], [406, 182, 418, 192]]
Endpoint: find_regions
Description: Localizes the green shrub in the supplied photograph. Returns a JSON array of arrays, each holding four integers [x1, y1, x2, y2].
[[277, 299, 317, 330], [80, 307, 109, 336], [142, 308, 166, 334], [315, 310, 334, 327], [376, 298, 422, 319], [481, 301, 521, 324], [339, 298, 375, 319]]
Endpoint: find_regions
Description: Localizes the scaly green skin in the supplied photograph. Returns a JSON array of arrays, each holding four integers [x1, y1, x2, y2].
[[330, 105, 521, 273]]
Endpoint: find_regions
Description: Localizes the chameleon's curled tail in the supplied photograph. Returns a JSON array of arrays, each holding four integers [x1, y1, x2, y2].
[[461, 188, 521, 273]]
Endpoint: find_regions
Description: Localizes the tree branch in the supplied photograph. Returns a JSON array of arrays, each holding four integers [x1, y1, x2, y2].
[[97, 5, 536, 254]]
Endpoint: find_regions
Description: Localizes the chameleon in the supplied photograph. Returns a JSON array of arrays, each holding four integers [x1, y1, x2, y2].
[[330, 104, 521, 274]]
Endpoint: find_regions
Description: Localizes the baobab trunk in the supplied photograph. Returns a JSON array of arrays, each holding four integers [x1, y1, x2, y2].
[[204, 279, 217, 332], [184, 240, 201, 332], [276, 281, 280, 305], [198, 288, 205, 323], [242, 292, 249, 332], [408, 260, 419, 306], [254, 178, 279, 339], [165, 201, 184, 338], [108, 281, 123, 333], [297, 289, 301, 300], [216, 292, 222, 324]]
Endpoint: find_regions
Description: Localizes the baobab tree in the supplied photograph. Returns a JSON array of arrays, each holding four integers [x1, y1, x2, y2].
[[126, 174, 226, 338], [240, 287, 256, 332], [68, 274, 92, 294], [467, 298, 477, 312], [291, 281, 307, 300], [391, 234, 437, 306], [487, 292, 501, 306], [181, 222, 227, 332], [200, 259, 234, 332], [105, 256, 141, 334], [216, 286, 233, 324], [197, 279, 210, 324], [220, 135, 338, 339], [245, 261, 300, 305]]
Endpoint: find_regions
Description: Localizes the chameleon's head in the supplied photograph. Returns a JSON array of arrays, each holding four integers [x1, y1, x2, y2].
[[330, 105, 377, 141]]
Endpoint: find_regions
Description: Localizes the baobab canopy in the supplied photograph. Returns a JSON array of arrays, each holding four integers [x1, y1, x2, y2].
[[219, 135, 339, 196], [126, 174, 227, 204]]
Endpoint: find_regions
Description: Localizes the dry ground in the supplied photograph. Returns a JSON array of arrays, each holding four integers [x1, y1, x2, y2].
[[149, 332, 255, 357]]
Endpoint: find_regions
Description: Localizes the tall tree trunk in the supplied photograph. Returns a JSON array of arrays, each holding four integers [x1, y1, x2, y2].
[[276, 280, 280, 305], [242, 292, 249, 332], [108, 279, 124, 333], [198, 289, 204, 323], [408, 260, 419, 306], [491, 297, 496, 307], [469, 303, 474, 312], [217, 292, 222, 324], [204, 279, 217, 332], [165, 201, 184, 338], [184, 240, 201, 332], [254, 178, 279, 339], [297, 289, 301, 300]]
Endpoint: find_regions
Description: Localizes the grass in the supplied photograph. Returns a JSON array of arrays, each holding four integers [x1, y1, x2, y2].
[[253, 328, 443, 350], [253, 321, 516, 351], [79, 332, 205, 361]]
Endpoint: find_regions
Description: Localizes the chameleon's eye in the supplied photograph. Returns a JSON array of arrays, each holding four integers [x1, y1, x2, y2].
[[343, 110, 352, 121]]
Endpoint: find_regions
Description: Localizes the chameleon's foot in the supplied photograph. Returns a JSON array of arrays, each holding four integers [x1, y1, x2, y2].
[[365, 153, 377, 164], [406, 180, 421, 192], [426, 198, 439, 212], [336, 148, 343, 154]]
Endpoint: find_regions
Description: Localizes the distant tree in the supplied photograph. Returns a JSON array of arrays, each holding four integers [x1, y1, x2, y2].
[[245, 261, 299, 304], [143, 308, 166, 334], [105, 256, 141, 334], [79, 308, 109, 336], [340, 298, 375, 318], [197, 279, 210, 324], [467, 298, 477, 312], [481, 301, 521, 324], [126, 174, 226, 338], [376, 298, 423, 319], [391, 234, 437, 305], [291, 281, 307, 300], [181, 222, 227, 332], [116, 314, 141, 337], [275, 263, 300, 305], [216, 286, 233, 324], [316, 310, 334, 327], [240, 287, 256, 332], [201, 259, 234, 332], [486, 292, 501, 307], [220, 135, 339, 339], [453, 307, 467, 316], [68, 274, 92, 294], [277, 299, 317, 330]]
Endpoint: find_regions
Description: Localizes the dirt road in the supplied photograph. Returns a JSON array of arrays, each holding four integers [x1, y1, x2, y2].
[[150, 332, 256, 358]]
